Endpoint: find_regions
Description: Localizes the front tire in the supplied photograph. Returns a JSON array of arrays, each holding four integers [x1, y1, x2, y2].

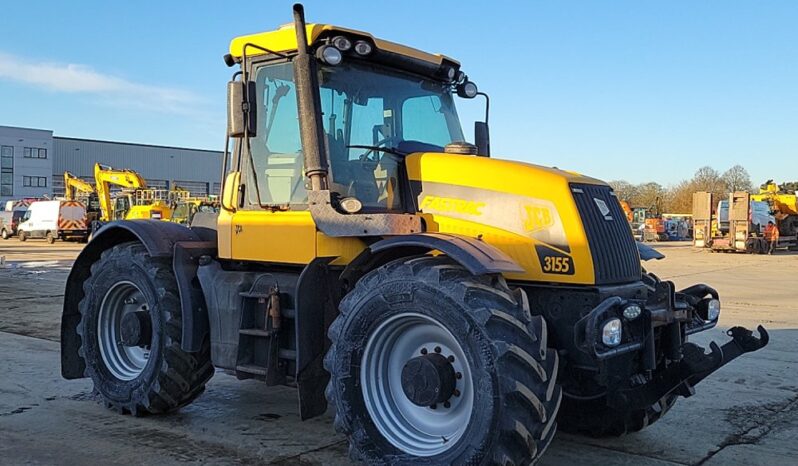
[[325, 256, 561, 465], [1, 228, 8, 240], [77, 242, 213, 415], [558, 392, 678, 437]]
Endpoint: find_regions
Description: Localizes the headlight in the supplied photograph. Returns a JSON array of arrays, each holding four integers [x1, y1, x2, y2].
[[456, 81, 478, 99], [353, 40, 373, 56], [602, 318, 622, 347], [622, 304, 642, 320], [317, 45, 343, 65], [331, 35, 352, 51], [707, 299, 720, 321]]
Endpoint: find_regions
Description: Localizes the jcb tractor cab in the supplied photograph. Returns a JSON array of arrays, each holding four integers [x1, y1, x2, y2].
[[60, 5, 768, 464]]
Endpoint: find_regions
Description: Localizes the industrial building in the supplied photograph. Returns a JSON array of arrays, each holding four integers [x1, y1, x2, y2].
[[0, 125, 222, 206]]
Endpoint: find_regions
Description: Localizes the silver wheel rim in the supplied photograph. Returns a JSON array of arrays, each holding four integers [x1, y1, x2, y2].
[[361, 312, 474, 457], [97, 281, 151, 381]]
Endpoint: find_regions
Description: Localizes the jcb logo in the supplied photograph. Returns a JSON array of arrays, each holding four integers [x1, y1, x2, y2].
[[523, 205, 554, 232], [419, 196, 485, 216]]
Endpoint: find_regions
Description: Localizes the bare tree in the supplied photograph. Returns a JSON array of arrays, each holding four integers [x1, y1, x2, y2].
[[608, 180, 639, 203], [666, 180, 696, 214], [692, 166, 725, 194], [722, 165, 753, 193], [778, 181, 798, 193], [636, 182, 666, 212]]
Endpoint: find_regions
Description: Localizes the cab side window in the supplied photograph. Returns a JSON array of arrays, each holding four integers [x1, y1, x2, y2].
[[246, 62, 307, 208]]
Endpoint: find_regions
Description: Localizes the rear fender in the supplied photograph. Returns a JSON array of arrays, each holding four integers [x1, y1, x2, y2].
[[61, 220, 214, 379]]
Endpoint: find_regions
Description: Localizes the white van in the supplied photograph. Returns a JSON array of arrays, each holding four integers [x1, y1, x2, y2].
[[17, 200, 89, 243]]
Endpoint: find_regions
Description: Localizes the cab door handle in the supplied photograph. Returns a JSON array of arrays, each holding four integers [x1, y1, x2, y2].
[[235, 224, 243, 235]]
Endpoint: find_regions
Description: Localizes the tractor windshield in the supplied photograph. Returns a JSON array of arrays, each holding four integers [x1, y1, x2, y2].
[[248, 60, 464, 210], [318, 61, 465, 158]]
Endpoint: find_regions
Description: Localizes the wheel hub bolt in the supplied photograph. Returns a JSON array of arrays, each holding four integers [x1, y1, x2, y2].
[[120, 311, 152, 347], [401, 353, 457, 407]]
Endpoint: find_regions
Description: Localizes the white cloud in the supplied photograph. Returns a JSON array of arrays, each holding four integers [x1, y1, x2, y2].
[[0, 52, 204, 115]]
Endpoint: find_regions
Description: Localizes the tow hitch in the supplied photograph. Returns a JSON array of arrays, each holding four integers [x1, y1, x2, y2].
[[609, 325, 769, 410], [682, 325, 770, 384]]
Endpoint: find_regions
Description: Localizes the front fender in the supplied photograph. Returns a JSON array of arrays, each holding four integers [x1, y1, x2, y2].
[[341, 232, 524, 286], [61, 220, 213, 379]]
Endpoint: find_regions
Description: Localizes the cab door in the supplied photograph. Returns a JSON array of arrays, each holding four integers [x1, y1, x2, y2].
[[224, 60, 316, 265]]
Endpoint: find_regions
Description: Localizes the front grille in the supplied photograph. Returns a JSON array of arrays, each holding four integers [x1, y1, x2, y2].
[[571, 183, 641, 284]]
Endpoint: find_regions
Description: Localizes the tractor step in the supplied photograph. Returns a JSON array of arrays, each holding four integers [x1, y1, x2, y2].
[[239, 328, 274, 337], [236, 364, 268, 377]]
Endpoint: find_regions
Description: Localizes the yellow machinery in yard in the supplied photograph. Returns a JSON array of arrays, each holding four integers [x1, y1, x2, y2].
[[93, 163, 173, 222], [63, 171, 101, 223], [694, 187, 797, 253], [751, 180, 798, 241], [168, 188, 220, 225], [63, 171, 95, 201], [60, 5, 768, 465]]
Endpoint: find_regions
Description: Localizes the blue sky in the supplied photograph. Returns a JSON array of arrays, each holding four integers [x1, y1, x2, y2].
[[0, 0, 795, 185]]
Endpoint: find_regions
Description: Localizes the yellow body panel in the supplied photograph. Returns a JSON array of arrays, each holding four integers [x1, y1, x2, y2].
[[217, 207, 233, 259], [125, 203, 172, 221], [222, 151, 610, 285], [406, 152, 605, 284], [317, 233, 368, 266], [228, 210, 316, 264], [229, 23, 454, 66]]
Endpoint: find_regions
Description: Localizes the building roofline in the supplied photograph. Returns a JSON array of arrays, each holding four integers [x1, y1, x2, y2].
[[53, 136, 222, 154], [0, 124, 53, 134]]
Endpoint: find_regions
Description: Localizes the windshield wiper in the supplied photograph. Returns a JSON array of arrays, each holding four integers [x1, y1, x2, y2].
[[346, 145, 407, 157]]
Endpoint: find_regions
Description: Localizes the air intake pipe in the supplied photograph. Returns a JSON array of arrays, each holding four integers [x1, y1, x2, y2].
[[292, 3, 329, 191]]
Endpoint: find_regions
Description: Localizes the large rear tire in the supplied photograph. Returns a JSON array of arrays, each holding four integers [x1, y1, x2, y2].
[[76, 242, 213, 415], [325, 256, 561, 465], [18, 230, 26, 242]]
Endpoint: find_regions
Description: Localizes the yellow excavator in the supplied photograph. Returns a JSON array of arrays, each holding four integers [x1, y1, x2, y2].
[[93, 163, 173, 222], [60, 5, 768, 465], [63, 171, 102, 223], [63, 171, 95, 201]]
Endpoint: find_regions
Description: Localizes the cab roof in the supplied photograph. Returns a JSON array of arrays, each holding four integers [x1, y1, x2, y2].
[[228, 23, 458, 66]]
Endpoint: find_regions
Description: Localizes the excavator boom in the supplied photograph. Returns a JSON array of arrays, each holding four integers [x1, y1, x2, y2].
[[93, 163, 148, 221], [63, 172, 95, 201]]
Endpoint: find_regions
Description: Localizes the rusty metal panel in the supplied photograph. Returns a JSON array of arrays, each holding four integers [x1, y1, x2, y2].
[[692, 192, 713, 247], [730, 191, 750, 249], [692, 192, 713, 221]]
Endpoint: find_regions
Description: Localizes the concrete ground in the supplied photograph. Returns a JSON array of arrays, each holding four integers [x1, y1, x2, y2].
[[0, 239, 795, 465]]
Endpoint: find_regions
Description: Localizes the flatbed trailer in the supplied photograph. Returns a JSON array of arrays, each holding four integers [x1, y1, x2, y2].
[[693, 191, 796, 253]]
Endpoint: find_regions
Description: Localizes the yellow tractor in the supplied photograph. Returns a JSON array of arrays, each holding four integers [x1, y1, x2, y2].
[[60, 5, 768, 464]]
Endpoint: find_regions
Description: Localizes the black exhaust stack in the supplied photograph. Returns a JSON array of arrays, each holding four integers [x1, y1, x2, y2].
[[292, 3, 328, 191]]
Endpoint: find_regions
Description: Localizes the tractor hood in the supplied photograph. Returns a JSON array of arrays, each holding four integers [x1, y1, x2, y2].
[[405, 152, 640, 285]]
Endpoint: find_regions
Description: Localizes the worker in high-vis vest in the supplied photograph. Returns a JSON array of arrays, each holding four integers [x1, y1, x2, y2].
[[765, 220, 780, 255]]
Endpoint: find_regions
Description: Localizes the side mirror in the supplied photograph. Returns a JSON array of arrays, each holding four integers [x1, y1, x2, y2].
[[227, 80, 257, 138], [475, 121, 490, 157]]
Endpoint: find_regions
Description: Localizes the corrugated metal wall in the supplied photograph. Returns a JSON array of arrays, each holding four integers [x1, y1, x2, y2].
[[52, 137, 222, 194]]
